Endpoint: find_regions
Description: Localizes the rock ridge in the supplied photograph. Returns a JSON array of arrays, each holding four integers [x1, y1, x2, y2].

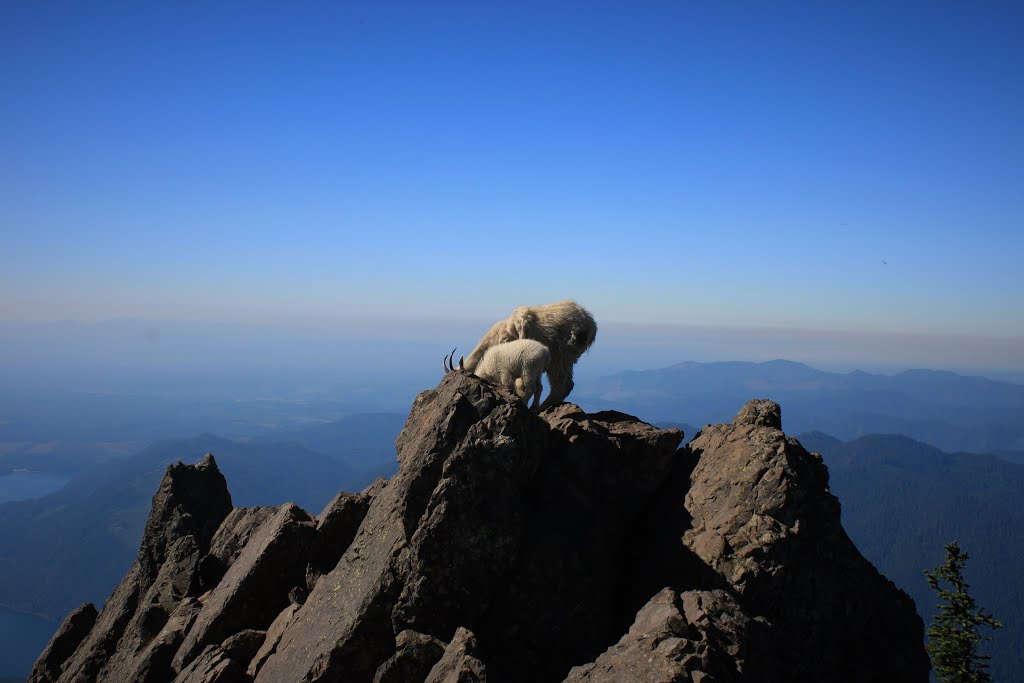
[[31, 375, 929, 682]]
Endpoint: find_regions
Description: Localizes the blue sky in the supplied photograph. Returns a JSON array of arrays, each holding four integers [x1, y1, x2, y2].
[[2, 2, 1022, 369]]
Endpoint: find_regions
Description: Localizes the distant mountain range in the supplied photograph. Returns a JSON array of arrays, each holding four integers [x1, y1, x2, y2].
[[576, 359, 1024, 456], [799, 431, 1024, 681], [256, 412, 407, 472]]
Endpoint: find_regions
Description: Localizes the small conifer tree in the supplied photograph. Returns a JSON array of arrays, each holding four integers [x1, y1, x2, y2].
[[924, 541, 1002, 683]]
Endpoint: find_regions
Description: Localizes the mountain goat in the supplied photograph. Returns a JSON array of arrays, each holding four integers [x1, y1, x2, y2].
[[444, 339, 551, 409], [461, 300, 597, 410]]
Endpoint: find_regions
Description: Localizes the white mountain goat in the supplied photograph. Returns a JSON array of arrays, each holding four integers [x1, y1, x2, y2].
[[444, 339, 551, 410], [459, 300, 597, 410]]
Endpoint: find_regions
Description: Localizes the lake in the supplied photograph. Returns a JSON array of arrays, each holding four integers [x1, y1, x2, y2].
[[0, 471, 71, 504]]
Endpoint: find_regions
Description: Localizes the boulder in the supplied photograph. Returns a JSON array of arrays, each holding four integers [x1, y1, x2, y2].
[[173, 504, 315, 670], [424, 627, 487, 683]]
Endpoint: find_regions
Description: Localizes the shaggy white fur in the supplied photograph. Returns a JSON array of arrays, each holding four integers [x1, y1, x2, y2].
[[470, 339, 551, 409], [462, 300, 596, 410]]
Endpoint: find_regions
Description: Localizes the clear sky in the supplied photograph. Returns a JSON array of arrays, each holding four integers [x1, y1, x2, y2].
[[2, 2, 1023, 370]]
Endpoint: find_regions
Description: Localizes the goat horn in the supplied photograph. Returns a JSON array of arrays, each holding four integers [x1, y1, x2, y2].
[[458, 355, 465, 371], [444, 347, 457, 373]]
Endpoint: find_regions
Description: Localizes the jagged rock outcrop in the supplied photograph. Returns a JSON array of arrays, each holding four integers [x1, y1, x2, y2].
[[565, 588, 761, 682], [28, 603, 97, 683], [423, 627, 487, 683], [245, 605, 300, 678], [172, 503, 316, 669], [252, 371, 557, 681], [372, 630, 447, 683], [304, 490, 372, 592], [39, 453, 233, 683], [33, 374, 929, 683], [680, 399, 927, 679], [207, 507, 277, 574]]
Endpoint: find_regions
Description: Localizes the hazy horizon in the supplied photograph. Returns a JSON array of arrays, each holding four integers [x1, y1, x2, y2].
[[3, 317, 1022, 394], [3, 3, 1023, 362]]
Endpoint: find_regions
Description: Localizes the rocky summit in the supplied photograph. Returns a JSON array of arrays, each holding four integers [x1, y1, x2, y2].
[[30, 373, 929, 682]]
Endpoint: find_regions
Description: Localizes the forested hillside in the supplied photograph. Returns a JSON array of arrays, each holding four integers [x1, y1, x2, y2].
[[800, 432, 1024, 680]]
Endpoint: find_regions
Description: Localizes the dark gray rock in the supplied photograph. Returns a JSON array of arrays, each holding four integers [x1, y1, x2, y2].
[[254, 373, 549, 682], [733, 397, 782, 429], [565, 588, 766, 683], [373, 630, 447, 683], [135, 454, 234, 580], [246, 605, 300, 678], [173, 503, 315, 671], [48, 454, 232, 683], [111, 597, 202, 683], [27, 603, 97, 683], [424, 627, 487, 683], [477, 404, 684, 680], [98, 535, 207, 680], [172, 644, 249, 683], [361, 476, 389, 498], [210, 507, 278, 568], [38, 385, 930, 683], [304, 490, 372, 591], [191, 506, 278, 598], [636, 399, 930, 681], [220, 629, 266, 669]]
